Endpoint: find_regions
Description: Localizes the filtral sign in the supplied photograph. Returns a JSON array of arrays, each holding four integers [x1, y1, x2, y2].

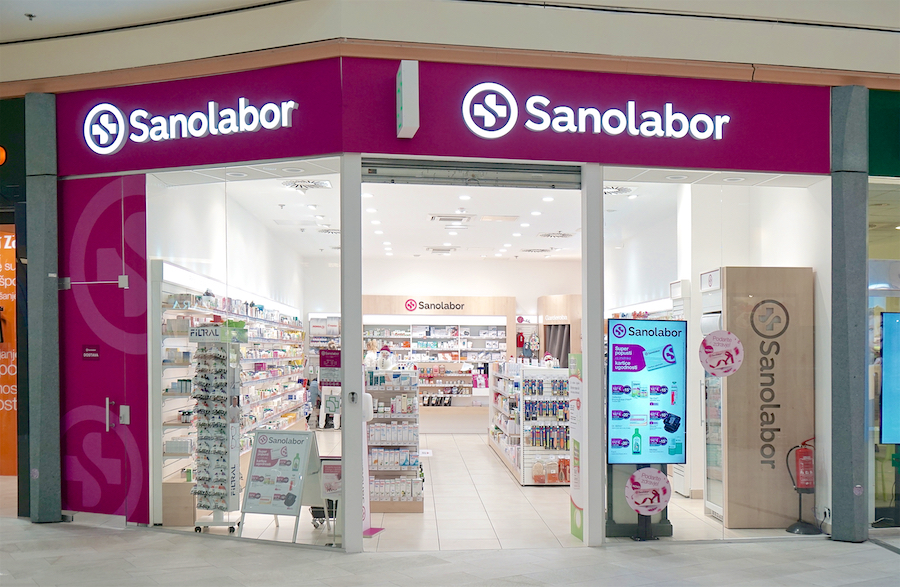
[[83, 98, 299, 155], [462, 82, 731, 141]]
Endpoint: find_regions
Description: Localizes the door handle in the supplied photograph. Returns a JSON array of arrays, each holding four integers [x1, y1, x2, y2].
[[106, 397, 116, 431]]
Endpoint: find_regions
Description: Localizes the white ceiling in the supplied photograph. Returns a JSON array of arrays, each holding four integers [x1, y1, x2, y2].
[[3, 1, 896, 43], [0, 0, 272, 42], [150, 160, 854, 263]]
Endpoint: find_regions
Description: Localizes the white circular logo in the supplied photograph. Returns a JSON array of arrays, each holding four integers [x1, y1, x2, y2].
[[83, 103, 128, 155], [462, 82, 518, 139]]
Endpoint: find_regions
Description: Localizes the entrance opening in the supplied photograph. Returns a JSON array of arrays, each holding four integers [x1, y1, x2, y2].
[[360, 159, 583, 551]]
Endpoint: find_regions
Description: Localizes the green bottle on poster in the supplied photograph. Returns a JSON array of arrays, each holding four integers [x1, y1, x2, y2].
[[632, 428, 642, 455], [292, 452, 301, 472]]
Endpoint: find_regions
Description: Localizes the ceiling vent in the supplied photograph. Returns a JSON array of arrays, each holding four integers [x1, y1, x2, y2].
[[603, 186, 635, 196], [480, 215, 519, 222], [318, 228, 341, 235], [430, 214, 475, 223], [538, 231, 574, 239], [283, 179, 333, 190], [521, 248, 552, 253], [426, 246, 458, 255]]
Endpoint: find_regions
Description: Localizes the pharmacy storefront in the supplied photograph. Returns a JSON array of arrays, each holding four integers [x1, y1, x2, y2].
[[50, 56, 848, 552]]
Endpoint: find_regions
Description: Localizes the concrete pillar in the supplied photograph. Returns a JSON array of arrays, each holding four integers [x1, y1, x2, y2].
[[581, 163, 606, 545], [830, 85, 869, 543], [24, 93, 62, 523], [340, 153, 363, 553]]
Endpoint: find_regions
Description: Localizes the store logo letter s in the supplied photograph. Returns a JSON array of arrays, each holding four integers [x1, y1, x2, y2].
[[84, 103, 128, 155], [462, 83, 518, 139]]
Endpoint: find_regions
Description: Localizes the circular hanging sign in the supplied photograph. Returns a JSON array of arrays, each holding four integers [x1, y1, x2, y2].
[[625, 468, 671, 515], [699, 330, 744, 377]]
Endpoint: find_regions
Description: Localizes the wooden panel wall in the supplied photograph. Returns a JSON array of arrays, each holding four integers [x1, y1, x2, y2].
[[721, 267, 815, 529]]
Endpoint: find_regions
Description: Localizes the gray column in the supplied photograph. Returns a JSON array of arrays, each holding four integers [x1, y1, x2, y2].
[[340, 153, 363, 553], [581, 163, 605, 545], [25, 93, 62, 523], [830, 85, 868, 543]]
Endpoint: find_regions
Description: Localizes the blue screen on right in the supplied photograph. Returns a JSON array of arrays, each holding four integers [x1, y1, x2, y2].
[[881, 312, 900, 445]]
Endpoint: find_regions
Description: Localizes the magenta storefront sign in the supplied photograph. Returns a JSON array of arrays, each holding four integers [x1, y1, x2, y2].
[[57, 57, 830, 177]]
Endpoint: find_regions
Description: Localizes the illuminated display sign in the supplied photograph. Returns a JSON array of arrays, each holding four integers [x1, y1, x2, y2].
[[607, 319, 688, 465]]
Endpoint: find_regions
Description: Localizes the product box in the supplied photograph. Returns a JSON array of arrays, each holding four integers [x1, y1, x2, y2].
[[412, 478, 424, 501], [393, 449, 401, 470], [401, 449, 410, 469]]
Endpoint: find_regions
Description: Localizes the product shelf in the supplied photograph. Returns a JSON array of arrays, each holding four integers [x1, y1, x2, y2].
[[239, 355, 303, 364], [241, 403, 303, 435], [241, 387, 302, 410], [162, 421, 194, 429], [162, 391, 192, 399], [240, 373, 302, 388], [247, 337, 302, 345], [162, 304, 303, 331]]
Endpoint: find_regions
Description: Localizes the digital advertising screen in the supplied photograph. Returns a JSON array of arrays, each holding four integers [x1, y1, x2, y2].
[[880, 312, 900, 445], [607, 319, 688, 465]]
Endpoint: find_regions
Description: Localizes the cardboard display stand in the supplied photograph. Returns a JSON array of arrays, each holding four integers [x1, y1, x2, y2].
[[238, 430, 321, 542]]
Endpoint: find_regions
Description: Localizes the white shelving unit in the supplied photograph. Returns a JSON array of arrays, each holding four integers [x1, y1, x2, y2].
[[488, 364, 571, 486], [363, 315, 507, 408], [365, 369, 425, 513], [150, 261, 307, 526]]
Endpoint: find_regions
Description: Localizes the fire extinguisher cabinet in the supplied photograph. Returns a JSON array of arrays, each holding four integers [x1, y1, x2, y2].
[[700, 267, 816, 529]]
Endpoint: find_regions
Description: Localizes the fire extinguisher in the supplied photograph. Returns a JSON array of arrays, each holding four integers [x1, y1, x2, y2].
[[785, 437, 820, 534], [793, 439, 815, 494]]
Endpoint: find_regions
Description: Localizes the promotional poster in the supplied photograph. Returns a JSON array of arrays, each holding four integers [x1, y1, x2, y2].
[[607, 319, 687, 465]]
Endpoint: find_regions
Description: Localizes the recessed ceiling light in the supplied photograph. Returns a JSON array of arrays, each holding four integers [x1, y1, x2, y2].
[[307, 204, 317, 210], [481, 255, 487, 258], [495, 253, 502, 257], [520, 223, 530, 228], [544, 255, 551, 258], [614, 245, 623, 249], [443, 242, 451, 246], [665, 175, 687, 181], [723, 177, 745, 182], [627, 194, 638, 200], [895, 225, 900, 230], [503, 243, 511, 247], [459, 195, 471, 200], [315, 215, 325, 219], [531, 211, 541, 216], [512, 233, 521, 237], [448, 231, 458, 236], [455, 208, 465, 214], [383, 241, 391, 245], [500, 248, 507, 252], [542, 196, 554, 202], [282, 167, 304, 173], [384, 247, 392, 251], [386, 252, 393, 256], [362, 193, 374, 198], [374, 230, 384, 235], [366, 208, 377, 213], [226, 172, 247, 178], [371, 220, 381, 225]]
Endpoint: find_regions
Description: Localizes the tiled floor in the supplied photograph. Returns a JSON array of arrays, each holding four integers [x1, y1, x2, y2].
[[2, 508, 898, 586]]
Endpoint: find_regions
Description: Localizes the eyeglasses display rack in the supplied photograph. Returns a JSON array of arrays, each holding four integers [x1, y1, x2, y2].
[[488, 363, 571, 486]]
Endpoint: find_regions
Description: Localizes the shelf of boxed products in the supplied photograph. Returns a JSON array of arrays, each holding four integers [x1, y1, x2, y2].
[[487, 363, 571, 486], [161, 298, 303, 331], [364, 369, 424, 513]]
